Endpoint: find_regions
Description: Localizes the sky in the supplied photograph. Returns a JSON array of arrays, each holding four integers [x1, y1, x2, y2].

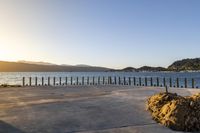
[[0, 0, 200, 69]]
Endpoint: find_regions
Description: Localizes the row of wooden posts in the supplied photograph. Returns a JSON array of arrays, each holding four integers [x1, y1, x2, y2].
[[22, 77, 198, 88]]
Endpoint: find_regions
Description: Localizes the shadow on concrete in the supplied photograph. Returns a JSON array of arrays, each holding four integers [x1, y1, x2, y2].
[[0, 121, 26, 133]]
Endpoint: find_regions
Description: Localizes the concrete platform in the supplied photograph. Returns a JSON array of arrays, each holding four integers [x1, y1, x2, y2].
[[0, 86, 199, 133]]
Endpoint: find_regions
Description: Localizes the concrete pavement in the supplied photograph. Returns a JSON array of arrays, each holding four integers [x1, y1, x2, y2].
[[0, 85, 198, 133]]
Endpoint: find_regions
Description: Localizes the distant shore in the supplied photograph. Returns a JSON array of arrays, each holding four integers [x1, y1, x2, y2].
[[0, 58, 200, 72]]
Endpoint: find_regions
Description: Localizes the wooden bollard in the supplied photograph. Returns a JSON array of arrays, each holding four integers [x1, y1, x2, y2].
[[192, 78, 195, 88], [145, 77, 147, 86], [128, 77, 131, 85], [82, 77, 84, 85], [118, 77, 121, 85], [157, 77, 159, 87], [110, 77, 112, 84], [76, 77, 79, 85], [163, 77, 166, 87], [93, 77, 95, 85], [87, 77, 89, 85], [124, 77, 126, 85], [29, 77, 32, 86], [35, 77, 38, 86], [53, 77, 56, 86], [176, 78, 179, 88], [48, 77, 50, 86], [22, 77, 25, 86], [65, 77, 68, 85], [133, 77, 136, 86], [184, 78, 187, 88], [139, 77, 142, 86], [71, 77, 73, 85], [114, 77, 117, 85], [59, 77, 62, 86], [42, 77, 44, 86], [169, 78, 172, 87], [150, 77, 153, 86]]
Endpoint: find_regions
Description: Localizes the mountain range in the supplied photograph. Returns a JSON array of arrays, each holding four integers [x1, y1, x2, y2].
[[0, 61, 110, 72], [0, 58, 200, 72]]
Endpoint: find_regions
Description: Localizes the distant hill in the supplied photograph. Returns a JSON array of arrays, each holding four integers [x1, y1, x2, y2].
[[0, 61, 110, 72], [168, 58, 200, 71], [137, 66, 167, 72], [75, 64, 92, 67], [109, 66, 166, 72], [122, 67, 136, 72], [109, 67, 136, 72], [1, 58, 200, 72], [18, 60, 56, 66]]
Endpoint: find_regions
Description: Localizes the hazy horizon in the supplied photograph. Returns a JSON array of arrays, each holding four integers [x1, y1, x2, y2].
[[0, 0, 200, 69]]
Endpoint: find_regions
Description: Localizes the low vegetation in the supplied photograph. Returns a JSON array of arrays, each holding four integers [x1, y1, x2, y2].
[[168, 58, 200, 71]]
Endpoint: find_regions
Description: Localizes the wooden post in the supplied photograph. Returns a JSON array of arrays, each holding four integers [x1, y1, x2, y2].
[[82, 77, 84, 85], [110, 77, 112, 84], [133, 77, 136, 86], [71, 77, 73, 85], [176, 78, 179, 88], [35, 77, 38, 86], [59, 77, 62, 86], [139, 77, 142, 86], [128, 77, 131, 85], [48, 77, 50, 86], [145, 77, 147, 86], [65, 77, 68, 85], [93, 77, 95, 85], [157, 77, 159, 87], [22, 77, 25, 86], [185, 78, 187, 88], [165, 86, 168, 94], [192, 78, 195, 88], [42, 77, 44, 86], [124, 77, 126, 85], [103, 77, 105, 85], [76, 77, 79, 85], [118, 77, 121, 85], [29, 77, 32, 86], [150, 77, 153, 86], [163, 77, 166, 87], [114, 77, 117, 85], [53, 77, 56, 86], [169, 78, 172, 87]]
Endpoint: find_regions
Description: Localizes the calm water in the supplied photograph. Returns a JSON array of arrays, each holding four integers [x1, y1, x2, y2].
[[0, 72, 200, 88]]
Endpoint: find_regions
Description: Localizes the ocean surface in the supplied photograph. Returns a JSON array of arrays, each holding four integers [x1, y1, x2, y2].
[[0, 72, 200, 88]]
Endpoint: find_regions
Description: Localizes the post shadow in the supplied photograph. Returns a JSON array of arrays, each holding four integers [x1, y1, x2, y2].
[[0, 121, 26, 133]]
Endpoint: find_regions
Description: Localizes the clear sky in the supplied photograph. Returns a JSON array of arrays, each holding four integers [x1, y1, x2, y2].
[[0, 0, 199, 68]]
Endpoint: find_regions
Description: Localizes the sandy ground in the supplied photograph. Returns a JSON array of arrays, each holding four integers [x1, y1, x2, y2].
[[0, 85, 199, 133]]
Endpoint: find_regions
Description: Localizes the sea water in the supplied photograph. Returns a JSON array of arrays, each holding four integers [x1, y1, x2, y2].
[[0, 72, 200, 88]]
